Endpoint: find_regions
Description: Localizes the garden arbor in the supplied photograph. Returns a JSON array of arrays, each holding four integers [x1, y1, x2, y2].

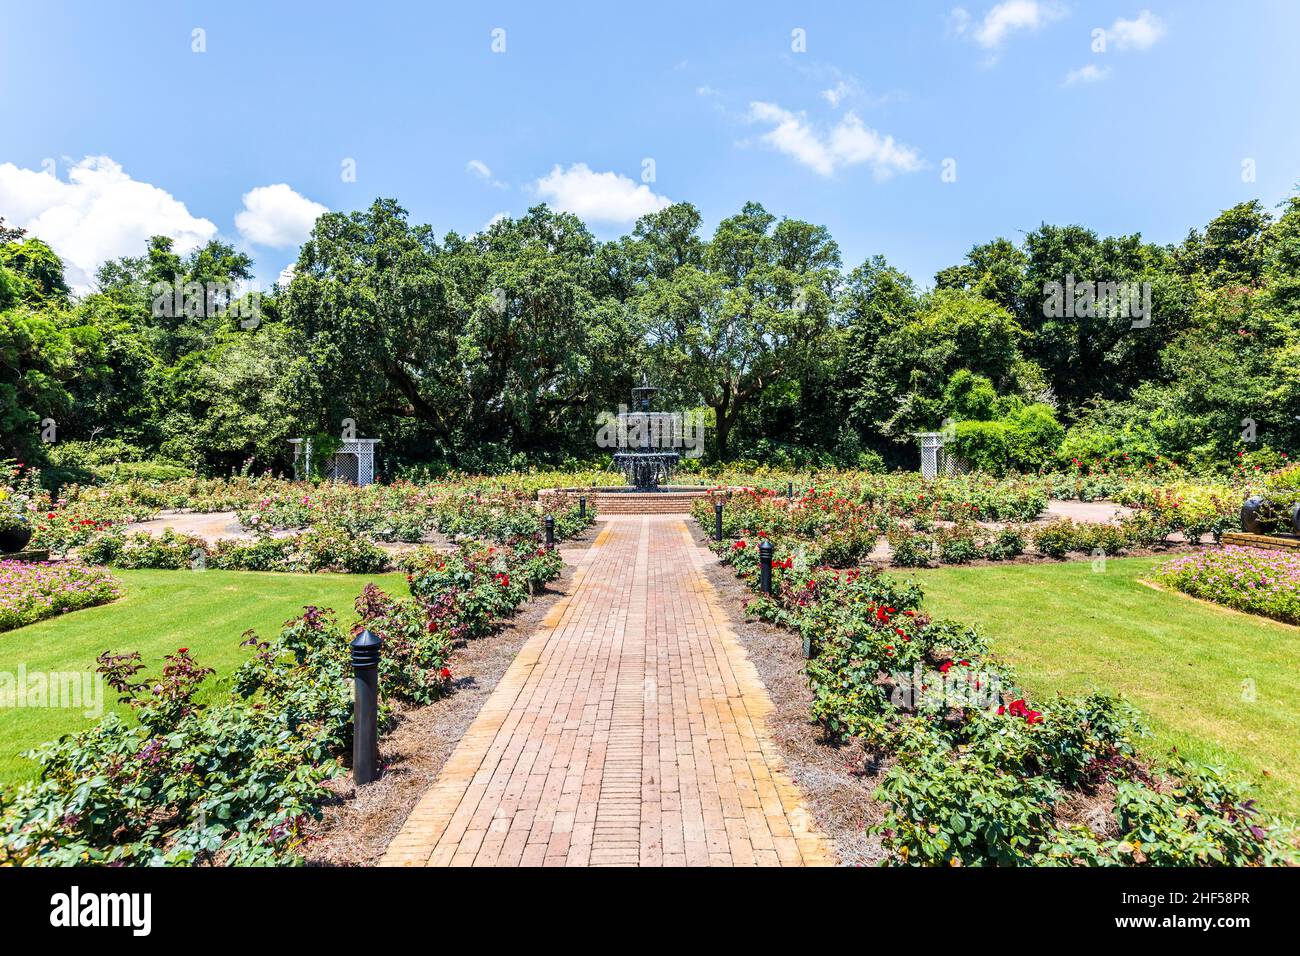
[[289, 437, 379, 486], [914, 431, 951, 479]]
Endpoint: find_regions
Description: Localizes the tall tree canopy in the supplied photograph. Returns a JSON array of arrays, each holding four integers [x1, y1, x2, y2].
[[5, 187, 1300, 477]]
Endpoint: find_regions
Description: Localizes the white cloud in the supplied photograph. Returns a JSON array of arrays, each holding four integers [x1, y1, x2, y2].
[[234, 184, 327, 248], [467, 159, 507, 188], [533, 163, 671, 224], [820, 80, 857, 108], [1106, 10, 1166, 51], [0, 155, 218, 291], [695, 84, 720, 98], [747, 102, 922, 179], [1064, 63, 1110, 85], [484, 211, 508, 230], [950, 1, 1066, 50]]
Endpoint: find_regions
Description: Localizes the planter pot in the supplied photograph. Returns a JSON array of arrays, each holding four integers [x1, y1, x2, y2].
[[1292, 502, 1300, 536], [1240, 496, 1278, 535], [0, 523, 33, 553]]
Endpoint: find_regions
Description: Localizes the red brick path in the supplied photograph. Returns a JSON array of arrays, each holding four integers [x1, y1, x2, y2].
[[380, 516, 833, 867]]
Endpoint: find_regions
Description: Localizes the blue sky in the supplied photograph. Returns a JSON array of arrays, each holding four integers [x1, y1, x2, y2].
[[2, 0, 1298, 290]]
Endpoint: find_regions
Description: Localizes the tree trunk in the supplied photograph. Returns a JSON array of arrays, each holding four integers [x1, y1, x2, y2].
[[713, 403, 731, 459]]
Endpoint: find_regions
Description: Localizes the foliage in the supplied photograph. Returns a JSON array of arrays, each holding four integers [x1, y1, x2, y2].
[[5, 188, 1300, 473], [1159, 546, 1300, 625], [703, 480, 1300, 866], [0, 641, 341, 866], [82, 526, 391, 575], [0, 513, 566, 866], [0, 560, 120, 632]]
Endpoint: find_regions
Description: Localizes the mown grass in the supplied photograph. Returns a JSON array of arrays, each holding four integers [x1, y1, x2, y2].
[[912, 555, 1300, 816], [0, 568, 408, 787]]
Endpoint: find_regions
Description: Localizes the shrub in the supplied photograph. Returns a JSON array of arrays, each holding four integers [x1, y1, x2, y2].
[[1159, 547, 1300, 625], [936, 523, 983, 564], [354, 584, 453, 705], [815, 526, 879, 567], [1117, 509, 1169, 548], [984, 527, 1026, 561], [889, 528, 935, 567], [951, 420, 1011, 474], [1031, 520, 1078, 559], [209, 536, 297, 571], [1038, 757, 1299, 867], [0, 560, 121, 632], [1002, 404, 1065, 471], [293, 524, 389, 573], [876, 745, 1060, 866], [965, 692, 1146, 789]]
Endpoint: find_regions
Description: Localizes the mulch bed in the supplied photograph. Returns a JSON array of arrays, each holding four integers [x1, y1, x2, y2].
[[301, 533, 592, 866], [691, 523, 888, 867]]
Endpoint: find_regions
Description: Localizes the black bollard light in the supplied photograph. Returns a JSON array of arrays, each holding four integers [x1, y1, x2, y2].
[[579, 496, 587, 519], [714, 500, 724, 542], [544, 514, 556, 550], [758, 539, 773, 595], [787, 481, 793, 499], [350, 629, 382, 786]]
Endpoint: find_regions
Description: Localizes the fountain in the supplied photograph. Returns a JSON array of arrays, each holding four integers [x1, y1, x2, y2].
[[611, 378, 680, 491], [538, 376, 722, 514]]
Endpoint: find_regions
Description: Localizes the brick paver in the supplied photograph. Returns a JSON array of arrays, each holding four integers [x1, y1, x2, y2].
[[380, 516, 834, 867]]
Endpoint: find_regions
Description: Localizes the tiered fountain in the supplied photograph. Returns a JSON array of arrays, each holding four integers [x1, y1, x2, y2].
[[537, 377, 719, 515], [611, 379, 681, 491]]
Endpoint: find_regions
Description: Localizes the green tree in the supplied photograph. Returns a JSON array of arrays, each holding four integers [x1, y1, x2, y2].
[[633, 201, 840, 458]]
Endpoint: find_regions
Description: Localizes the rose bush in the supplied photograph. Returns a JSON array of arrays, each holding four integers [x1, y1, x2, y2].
[[0, 529, 567, 865], [710, 532, 1299, 866]]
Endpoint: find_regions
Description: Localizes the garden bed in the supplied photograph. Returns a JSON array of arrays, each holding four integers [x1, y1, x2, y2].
[[691, 523, 886, 865], [0, 560, 120, 633], [302, 553, 584, 865], [1159, 546, 1300, 626], [697, 509, 1300, 864]]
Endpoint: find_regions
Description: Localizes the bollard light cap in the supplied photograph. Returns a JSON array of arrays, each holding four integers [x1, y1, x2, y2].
[[350, 628, 382, 668], [758, 538, 774, 554]]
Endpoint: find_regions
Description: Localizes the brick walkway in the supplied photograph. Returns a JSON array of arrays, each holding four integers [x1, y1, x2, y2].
[[380, 516, 834, 867]]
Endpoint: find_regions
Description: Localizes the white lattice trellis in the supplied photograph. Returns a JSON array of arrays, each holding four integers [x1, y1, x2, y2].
[[914, 431, 971, 478], [289, 438, 380, 486], [915, 431, 943, 479]]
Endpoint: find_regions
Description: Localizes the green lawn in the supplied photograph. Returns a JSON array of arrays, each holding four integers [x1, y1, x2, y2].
[[0, 568, 408, 788], [910, 556, 1300, 816]]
